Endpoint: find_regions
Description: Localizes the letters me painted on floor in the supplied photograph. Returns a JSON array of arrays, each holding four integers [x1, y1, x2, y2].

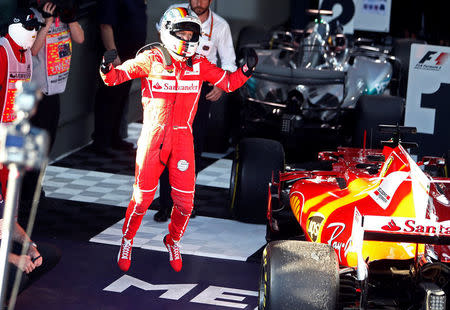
[[104, 275, 258, 309]]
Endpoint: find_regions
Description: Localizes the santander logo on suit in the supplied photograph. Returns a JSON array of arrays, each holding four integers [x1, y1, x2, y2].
[[151, 79, 200, 93]]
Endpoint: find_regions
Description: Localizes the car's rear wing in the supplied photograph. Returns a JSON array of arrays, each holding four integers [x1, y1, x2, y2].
[[351, 210, 450, 281], [362, 215, 450, 245]]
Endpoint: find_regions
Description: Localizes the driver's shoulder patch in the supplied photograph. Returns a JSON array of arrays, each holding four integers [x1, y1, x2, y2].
[[184, 62, 200, 76]]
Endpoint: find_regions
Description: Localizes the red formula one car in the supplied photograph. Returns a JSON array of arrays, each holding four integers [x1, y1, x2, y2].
[[232, 126, 449, 309]]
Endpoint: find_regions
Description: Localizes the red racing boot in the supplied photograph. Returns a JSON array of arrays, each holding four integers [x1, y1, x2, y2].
[[163, 234, 182, 272], [117, 237, 133, 272]]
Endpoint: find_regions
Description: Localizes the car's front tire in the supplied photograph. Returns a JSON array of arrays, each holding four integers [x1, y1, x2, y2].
[[229, 138, 284, 223]]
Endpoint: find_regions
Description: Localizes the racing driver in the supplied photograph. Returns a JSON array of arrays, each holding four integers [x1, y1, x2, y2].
[[99, 7, 257, 272]]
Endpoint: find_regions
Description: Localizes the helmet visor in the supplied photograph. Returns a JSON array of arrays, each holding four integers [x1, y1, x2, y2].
[[171, 21, 201, 42]]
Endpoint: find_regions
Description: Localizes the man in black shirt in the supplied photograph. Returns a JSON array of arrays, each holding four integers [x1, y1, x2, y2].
[[92, 0, 148, 154]]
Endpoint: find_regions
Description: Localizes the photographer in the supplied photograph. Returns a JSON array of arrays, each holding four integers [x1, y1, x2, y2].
[[19, 0, 84, 212], [29, 0, 84, 147], [30, 0, 84, 117], [0, 186, 61, 306]]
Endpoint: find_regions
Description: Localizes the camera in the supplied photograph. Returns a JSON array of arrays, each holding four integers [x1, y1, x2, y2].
[[30, 0, 79, 23]]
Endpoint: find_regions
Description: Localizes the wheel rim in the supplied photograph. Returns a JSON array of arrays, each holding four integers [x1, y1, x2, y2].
[[258, 252, 268, 309]]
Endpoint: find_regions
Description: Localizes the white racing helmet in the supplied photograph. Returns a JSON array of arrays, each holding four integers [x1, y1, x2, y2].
[[159, 7, 201, 59], [7, 8, 42, 49]]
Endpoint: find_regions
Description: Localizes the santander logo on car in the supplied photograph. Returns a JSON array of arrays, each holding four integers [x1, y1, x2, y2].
[[401, 219, 450, 235], [365, 216, 450, 236], [381, 220, 401, 231]]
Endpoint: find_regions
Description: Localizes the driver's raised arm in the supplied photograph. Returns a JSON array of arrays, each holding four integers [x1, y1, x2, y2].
[[200, 47, 258, 92], [100, 50, 153, 86]]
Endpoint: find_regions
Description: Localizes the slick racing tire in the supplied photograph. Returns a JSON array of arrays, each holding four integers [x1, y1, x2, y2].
[[259, 240, 339, 310], [229, 138, 284, 224]]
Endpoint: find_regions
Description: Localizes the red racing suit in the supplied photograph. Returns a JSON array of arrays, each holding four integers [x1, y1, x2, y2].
[[101, 47, 249, 241]]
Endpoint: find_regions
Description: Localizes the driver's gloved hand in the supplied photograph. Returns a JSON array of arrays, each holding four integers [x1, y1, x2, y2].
[[240, 47, 258, 77], [100, 49, 117, 74]]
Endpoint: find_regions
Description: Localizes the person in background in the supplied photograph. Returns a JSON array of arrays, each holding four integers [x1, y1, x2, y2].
[[155, 0, 237, 222], [0, 8, 41, 198], [29, 0, 84, 149], [91, 0, 147, 156], [99, 7, 257, 272], [18, 0, 84, 214]]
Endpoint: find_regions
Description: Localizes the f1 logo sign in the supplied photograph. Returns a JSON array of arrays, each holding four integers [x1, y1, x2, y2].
[[418, 51, 437, 64], [417, 51, 449, 67], [405, 44, 450, 137]]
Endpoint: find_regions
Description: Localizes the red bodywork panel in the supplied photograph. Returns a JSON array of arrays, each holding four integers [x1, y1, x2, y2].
[[278, 146, 450, 267]]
